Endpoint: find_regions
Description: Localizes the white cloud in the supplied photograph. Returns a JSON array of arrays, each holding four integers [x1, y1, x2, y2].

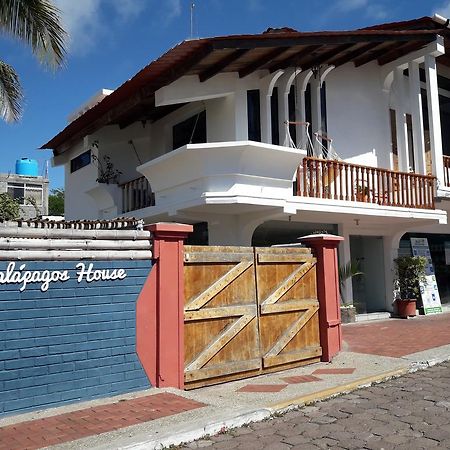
[[111, 0, 147, 21], [54, 0, 181, 56], [334, 0, 388, 20], [165, 0, 182, 22], [54, 0, 103, 55]]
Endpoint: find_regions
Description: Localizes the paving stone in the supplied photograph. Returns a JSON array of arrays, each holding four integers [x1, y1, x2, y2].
[[422, 426, 450, 441], [261, 442, 290, 450], [311, 437, 339, 449]]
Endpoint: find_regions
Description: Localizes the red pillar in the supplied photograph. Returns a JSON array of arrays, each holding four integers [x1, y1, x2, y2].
[[299, 234, 344, 362], [137, 222, 192, 389]]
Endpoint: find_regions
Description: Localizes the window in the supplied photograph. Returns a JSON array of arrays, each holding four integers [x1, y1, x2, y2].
[[7, 182, 24, 201], [406, 114, 415, 171], [172, 110, 206, 150], [25, 184, 43, 206], [320, 81, 328, 137], [288, 85, 297, 145], [7, 182, 43, 206], [305, 84, 313, 155], [271, 87, 279, 145], [70, 150, 91, 173], [389, 109, 399, 171], [247, 90, 261, 142]]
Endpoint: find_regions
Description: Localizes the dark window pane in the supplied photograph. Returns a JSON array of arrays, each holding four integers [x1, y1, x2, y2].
[[7, 183, 24, 202], [247, 90, 261, 142], [288, 85, 297, 145], [70, 150, 91, 173], [321, 81, 328, 135], [173, 110, 207, 150], [271, 87, 279, 145]]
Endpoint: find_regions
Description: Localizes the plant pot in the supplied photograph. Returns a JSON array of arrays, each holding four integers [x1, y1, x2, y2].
[[340, 306, 356, 323], [395, 299, 417, 319], [356, 193, 369, 202]]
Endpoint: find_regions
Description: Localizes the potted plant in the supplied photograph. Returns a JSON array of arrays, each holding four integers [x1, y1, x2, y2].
[[394, 256, 427, 318], [355, 184, 370, 202], [338, 261, 363, 323]]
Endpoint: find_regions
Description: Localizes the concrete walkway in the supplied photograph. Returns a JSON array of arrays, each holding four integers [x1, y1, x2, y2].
[[1, 312, 450, 450]]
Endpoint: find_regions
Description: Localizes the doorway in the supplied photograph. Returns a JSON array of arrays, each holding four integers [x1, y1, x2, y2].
[[350, 236, 386, 313]]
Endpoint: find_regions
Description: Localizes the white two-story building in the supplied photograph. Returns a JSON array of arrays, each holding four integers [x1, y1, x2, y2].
[[42, 15, 450, 315]]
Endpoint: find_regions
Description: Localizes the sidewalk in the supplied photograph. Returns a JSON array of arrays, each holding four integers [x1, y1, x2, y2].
[[1, 312, 450, 450]]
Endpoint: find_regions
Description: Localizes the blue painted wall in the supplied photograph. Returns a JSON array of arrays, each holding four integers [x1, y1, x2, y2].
[[0, 260, 152, 416]]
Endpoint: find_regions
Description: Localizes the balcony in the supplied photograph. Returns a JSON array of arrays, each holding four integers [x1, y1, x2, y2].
[[296, 157, 436, 210], [120, 176, 154, 213]]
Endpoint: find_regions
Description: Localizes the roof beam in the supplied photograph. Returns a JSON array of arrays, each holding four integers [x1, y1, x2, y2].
[[378, 41, 426, 65], [199, 49, 249, 82], [299, 43, 355, 71], [358, 35, 444, 68], [268, 45, 322, 72], [354, 43, 396, 67], [239, 47, 289, 78], [330, 42, 381, 67], [118, 103, 184, 130]]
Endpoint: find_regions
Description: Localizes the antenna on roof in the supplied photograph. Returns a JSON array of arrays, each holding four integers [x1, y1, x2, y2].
[[190, 1, 196, 39]]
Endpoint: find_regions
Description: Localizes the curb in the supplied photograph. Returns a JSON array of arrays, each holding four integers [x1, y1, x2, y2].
[[269, 367, 410, 411], [119, 408, 272, 450]]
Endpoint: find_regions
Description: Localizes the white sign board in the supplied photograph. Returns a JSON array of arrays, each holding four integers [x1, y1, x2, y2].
[[410, 238, 442, 315]]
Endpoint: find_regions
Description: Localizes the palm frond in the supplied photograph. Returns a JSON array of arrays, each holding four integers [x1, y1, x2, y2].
[[338, 261, 363, 303], [0, 0, 67, 70], [0, 61, 23, 122]]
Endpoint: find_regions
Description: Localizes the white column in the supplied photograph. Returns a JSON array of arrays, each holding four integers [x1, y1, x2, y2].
[[294, 70, 313, 151], [277, 69, 297, 147], [260, 93, 272, 144], [382, 232, 404, 312], [425, 54, 445, 186], [409, 61, 427, 174], [259, 70, 284, 144], [394, 69, 409, 172], [337, 224, 353, 305], [234, 90, 248, 141], [310, 75, 322, 154]]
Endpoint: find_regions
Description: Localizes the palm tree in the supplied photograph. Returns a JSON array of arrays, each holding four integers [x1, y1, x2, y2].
[[0, 0, 66, 122]]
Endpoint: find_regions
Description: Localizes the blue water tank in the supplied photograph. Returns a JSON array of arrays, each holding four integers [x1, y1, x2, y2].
[[15, 158, 39, 177]]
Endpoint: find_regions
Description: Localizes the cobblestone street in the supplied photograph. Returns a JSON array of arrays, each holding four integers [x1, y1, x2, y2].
[[181, 361, 450, 449]]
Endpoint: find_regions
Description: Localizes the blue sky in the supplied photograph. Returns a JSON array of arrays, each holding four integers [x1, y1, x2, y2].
[[1, 0, 449, 189]]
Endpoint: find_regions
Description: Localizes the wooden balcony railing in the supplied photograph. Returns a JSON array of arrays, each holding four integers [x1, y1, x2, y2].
[[296, 157, 436, 210], [120, 176, 154, 213], [444, 155, 450, 187]]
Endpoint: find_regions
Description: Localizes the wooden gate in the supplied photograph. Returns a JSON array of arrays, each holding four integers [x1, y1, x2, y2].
[[183, 245, 321, 389]]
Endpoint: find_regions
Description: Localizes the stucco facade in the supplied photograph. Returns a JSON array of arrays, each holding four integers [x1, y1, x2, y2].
[[44, 16, 450, 315]]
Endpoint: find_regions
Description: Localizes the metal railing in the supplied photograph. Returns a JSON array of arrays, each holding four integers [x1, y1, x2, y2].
[[120, 176, 154, 213], [296, 157, 436, 210]]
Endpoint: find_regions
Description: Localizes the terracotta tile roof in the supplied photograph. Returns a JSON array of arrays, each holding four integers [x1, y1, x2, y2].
[[41, 19, 444, 155]]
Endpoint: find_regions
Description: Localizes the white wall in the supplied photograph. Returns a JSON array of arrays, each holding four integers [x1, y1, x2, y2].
[[64, 141, 99, 220], [326, 62, 392, 169]]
